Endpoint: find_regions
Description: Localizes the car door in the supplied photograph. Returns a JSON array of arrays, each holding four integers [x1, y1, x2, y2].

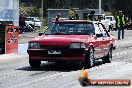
[[98, 23, 111, 56], [94, 23, 105, 58]]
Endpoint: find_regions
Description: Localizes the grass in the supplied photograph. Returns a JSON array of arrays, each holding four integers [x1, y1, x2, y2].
[[36, 26, 48, 32], [105, 12, 113, 16]]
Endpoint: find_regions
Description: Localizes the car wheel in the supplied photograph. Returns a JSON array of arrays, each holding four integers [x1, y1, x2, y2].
[[29, 60, 41, 68], [102, 47, 112, 63], [85, 47, 94, 68]]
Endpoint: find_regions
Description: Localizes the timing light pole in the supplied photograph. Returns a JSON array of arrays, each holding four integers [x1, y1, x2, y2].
[[99, 0, 101, 15], [40, 0, 43, 28], [41, 0, 43, 22]]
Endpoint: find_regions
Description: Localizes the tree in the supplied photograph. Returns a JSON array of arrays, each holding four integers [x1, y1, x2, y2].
[[20, 0, 132, 19]]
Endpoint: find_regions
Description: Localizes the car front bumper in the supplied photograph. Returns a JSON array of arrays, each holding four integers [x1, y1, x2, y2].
[[27, 48, 88, 62]]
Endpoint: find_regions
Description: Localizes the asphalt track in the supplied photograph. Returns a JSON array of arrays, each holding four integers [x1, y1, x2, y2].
[[0, 30, 132, 88]]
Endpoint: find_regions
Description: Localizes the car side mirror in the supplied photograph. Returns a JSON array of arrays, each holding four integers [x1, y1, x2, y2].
[[39, 33, 44, 36], [96, 34, 103, 37]]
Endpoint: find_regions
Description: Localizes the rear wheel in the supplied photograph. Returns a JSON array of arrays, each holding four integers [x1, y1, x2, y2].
[[84, 47, 94, 68], [29, 60, 41, 68], [102, 47, 112, 63]]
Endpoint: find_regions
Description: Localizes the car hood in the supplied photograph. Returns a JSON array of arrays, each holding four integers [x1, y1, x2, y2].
[[30, 35, 91, 46]]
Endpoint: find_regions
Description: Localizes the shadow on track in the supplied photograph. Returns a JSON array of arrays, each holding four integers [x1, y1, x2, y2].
[[16, 60, 105, 72]]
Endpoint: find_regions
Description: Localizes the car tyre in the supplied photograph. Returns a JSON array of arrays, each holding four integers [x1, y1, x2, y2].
[[102, 47, 112, 63], [84, 47, 94, 68], [29, 60, 41, 68]]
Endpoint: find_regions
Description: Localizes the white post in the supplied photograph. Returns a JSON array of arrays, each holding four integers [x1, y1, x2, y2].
[[41, 0, 43, 28], [41, 0, 43, 22], [99, 0, 101, 15]]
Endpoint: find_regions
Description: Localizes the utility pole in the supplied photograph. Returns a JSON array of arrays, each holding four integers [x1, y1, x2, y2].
[[41, 0, 43, 28], [41, 0, 44, 21], [99, 0, 101, 15]]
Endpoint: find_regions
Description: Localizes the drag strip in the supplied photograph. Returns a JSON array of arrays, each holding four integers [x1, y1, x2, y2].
[[0, 30, 132, 88], [0, 43, 132, 88]]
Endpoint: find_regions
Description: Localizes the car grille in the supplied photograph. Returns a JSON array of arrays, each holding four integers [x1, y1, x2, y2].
[[33, 45, 86, 56], [40, 45, 69, 50]]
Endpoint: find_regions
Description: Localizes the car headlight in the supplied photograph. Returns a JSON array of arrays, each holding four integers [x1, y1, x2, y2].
[[28, 42, 40, 48], [70, 43, 86, 49]]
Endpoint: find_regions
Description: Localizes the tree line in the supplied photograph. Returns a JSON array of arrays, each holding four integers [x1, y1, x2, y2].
[[20, 0, 132, 19]]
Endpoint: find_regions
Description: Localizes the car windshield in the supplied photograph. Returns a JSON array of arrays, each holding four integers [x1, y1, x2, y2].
[[44, 22, 95, 35]]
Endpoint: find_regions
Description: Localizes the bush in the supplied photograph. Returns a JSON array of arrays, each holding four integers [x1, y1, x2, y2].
[[20, 6, 41, 17]]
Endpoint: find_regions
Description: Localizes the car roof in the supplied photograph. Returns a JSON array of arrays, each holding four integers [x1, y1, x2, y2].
[[53, 20, 98, 23]]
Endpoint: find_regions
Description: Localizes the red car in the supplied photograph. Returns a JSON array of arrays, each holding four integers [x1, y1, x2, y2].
[[27, 20, 115, 68]]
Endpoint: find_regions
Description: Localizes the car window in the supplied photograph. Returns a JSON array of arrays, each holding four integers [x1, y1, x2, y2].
[[45, 22, 95, 35], [44, 23, 55, 34]]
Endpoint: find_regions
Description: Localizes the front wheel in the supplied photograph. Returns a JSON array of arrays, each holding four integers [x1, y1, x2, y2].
[[84, 47, 94, 68], [102, 47, 112, 63]]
